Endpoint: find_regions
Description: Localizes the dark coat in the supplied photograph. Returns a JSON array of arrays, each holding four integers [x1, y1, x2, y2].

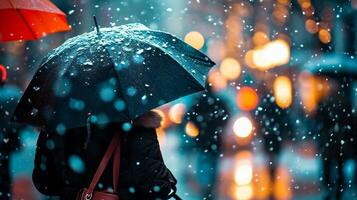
[[184, 92, 229, 153], [315, 80, 355, 159], [33, 123, 177, 200], [253, 92, 292, 154]]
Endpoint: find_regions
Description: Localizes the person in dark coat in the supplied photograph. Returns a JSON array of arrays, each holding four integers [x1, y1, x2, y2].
[[0, 75, 23, 200], [183, 84, 229, 199], [253, 87, 292, 198], [315, 77, 354, 200], [32, 111, 179, 200]]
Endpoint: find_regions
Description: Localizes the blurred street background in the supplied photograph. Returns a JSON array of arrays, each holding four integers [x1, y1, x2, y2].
[[1, 0, 357, 199]]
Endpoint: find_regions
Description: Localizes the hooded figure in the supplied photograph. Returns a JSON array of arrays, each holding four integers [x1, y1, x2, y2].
[[315, 77, 354, 200], [253, 88, 292, 188], [32, 111, 179, 200], [183, 84, 229, 199]]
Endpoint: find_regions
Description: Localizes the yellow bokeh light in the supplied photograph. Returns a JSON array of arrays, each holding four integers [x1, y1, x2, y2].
[[244, 50, 256, 69], [273, 76, 293, 109], [233, 184, 254, 200], [219, 57, 241, 81], [250, 39, 290, 70], [252, 48, 271, 70], [234, 159, 253, 185], [185, 121, 199, 137], [265, 39, 290, 66], [168, 103, 186, 124], [184, 31, 205, 50], [233, 117, 253, 138]]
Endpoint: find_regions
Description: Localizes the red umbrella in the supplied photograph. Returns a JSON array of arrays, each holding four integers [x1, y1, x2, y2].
[[0, 0, 71, 42]]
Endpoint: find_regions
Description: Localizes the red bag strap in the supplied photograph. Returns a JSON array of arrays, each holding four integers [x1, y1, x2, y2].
[[85, 133, 121, 197]]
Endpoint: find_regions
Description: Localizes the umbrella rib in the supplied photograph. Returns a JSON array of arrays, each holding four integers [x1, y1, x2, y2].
[[102, 45, 133, 119], [7, 0, 37, 40]]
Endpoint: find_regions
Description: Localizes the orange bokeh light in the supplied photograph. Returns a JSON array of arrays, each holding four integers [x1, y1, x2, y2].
[[185, 121, 199, 137], [318, 29, 331, 44], [305, 19, 318, 34], [236, 87, 259, 111], [208, 68, 228, 91], [253, 32, 269, 47]]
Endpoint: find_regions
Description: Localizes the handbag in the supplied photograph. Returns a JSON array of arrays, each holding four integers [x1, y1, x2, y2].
[[76, 133, 121, 200]]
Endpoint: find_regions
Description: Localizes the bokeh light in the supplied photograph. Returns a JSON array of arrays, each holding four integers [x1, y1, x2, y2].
[[236, 87, 259, 111], [253, 31, 269, 46], [208, 68, 228, 91], [219, 57, 241, 81], [168, 103, 186, 124], [233, 184, 254, 200], [250, 39, 290, 70], [185, 121, 199, 137], [264, 39, 290, 66], [233, 117, 253, 138], [318, 29, 331, 44], [184, 31, 205, 50], [305, 19, 319, 33], [234, 151, 253, 186], [273, 76, 293, 109], [244, 50, 257, 69], [298, 71, 330, 113]]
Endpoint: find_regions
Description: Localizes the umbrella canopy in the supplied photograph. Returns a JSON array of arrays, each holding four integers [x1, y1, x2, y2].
[[12, 23, 215, 131], [0, 0, 71, 42], [304, 54, 357, 78]]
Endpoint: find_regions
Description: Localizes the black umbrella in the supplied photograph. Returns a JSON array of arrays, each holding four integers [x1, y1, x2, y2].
[[12, 22, 214, 131], [304, 54, 357, 78]]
